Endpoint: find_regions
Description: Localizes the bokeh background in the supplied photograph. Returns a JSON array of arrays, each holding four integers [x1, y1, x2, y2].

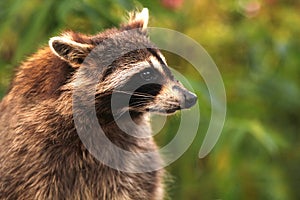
[[1, 0, 300, 199]]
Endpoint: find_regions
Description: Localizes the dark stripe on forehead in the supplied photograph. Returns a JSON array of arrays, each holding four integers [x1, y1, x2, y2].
[[147, 48, 173, 79], [147, 48, 166, 66], [148, 59, 155, 70]]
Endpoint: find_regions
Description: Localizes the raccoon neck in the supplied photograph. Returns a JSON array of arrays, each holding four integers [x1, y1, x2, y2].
[[97, 109, 144, 125], [72, 111, 154, 154], [98, 110, 152, 139], [95, 96, 146, 127]]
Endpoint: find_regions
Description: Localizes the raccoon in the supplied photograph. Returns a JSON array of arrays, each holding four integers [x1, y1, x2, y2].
[[0, 8, 197, 200]]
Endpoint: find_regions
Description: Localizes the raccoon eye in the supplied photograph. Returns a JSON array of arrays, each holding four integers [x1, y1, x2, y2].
[[140, 69, 157, 81]]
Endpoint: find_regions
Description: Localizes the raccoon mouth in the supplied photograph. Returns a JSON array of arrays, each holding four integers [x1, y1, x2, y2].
[[146, 106, 180, 114], [165, 107, 180, 114]]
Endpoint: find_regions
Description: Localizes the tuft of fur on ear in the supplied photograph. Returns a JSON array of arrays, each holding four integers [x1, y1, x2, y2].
[[49, 36, 93, 66], [123, 8, 149, 31]]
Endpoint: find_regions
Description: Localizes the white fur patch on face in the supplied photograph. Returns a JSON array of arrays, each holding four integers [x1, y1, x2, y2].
[[149, 56, 165, 74], [114, 61, 150, 86], [128, 60, 150, 74], [156, 52, 167, 64]]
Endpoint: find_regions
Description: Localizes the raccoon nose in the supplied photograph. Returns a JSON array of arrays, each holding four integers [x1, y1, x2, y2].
[[173, 85, 198, 109], [183, 91, 198, 108]]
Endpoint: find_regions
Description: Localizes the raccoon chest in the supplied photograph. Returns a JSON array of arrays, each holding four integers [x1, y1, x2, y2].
[[90, 168, 161, 200], [52, 162, 162, 200]]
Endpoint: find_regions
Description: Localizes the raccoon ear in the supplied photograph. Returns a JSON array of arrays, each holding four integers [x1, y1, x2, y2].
[[49, 36, 93, 66], [123, 8, 149, 32]]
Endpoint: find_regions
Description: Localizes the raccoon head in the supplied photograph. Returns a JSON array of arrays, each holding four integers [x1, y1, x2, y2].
[[49, 8, 197, 119]]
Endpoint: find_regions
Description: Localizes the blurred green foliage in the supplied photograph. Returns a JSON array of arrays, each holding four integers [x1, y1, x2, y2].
[[1, 0, 300, 199]]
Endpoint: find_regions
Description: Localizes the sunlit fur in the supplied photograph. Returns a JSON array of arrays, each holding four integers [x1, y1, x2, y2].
[[0, 8, 196, 200]]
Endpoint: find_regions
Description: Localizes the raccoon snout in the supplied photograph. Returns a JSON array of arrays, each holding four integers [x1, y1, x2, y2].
[[173, 85, 197, 109], [183, 90, 197, 108]]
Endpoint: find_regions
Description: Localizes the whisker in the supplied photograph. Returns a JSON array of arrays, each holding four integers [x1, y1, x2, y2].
[[130, 102, 149, 108], [110, 107, 129, 123], [113, 90, 155, 98]]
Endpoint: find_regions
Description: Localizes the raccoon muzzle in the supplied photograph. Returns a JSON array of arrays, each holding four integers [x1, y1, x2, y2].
[[182, 90, 197, 109], [172, 85, 197, 109]]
